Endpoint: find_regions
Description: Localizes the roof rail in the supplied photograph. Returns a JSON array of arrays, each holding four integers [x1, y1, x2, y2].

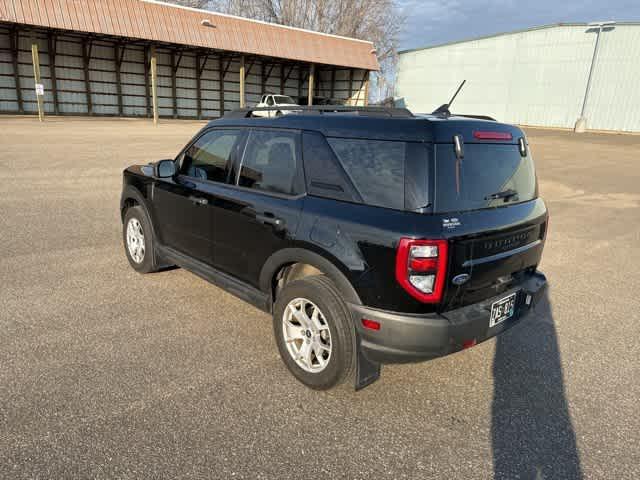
[[224, 105, 415, 119]]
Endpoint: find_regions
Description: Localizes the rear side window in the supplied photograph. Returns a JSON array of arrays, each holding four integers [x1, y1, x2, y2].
[[434, 143, 537, 213], [238, 130, 301, 195], [327, 138, 405, 210], [302, 132, 361, 203]]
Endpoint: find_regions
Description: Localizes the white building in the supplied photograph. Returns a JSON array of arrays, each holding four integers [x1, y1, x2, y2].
[[397, 23, 640, 133]]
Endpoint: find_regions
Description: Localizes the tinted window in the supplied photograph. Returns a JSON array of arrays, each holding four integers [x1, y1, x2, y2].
[[327, 138, 405, 210], [181, 129, 242, 182], [434, 143, 537, 213], [302, 131, 360, 203], [266, 96, 274, 106], [238, 130, 301, 195], [274, 95, 295, 104]]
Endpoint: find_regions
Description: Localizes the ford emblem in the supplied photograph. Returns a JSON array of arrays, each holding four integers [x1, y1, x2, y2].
[[452, 273, 471, 286]]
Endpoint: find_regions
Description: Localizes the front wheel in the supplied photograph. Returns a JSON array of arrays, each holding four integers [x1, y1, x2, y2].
[[273, 275, 356, 390], [123, 205, 159, 274]]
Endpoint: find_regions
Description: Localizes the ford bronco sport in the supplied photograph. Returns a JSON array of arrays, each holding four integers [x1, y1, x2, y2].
[[120, 105, 548, 390]]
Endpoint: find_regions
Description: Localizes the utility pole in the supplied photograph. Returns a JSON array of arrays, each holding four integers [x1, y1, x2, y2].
[[575, 21, 615, 132]]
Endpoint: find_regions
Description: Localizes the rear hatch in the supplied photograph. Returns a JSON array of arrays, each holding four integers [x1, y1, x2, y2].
[[427, 119, 548, 310]]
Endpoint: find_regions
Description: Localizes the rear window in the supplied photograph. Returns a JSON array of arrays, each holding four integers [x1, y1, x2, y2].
[[434, 143, 537, 213]]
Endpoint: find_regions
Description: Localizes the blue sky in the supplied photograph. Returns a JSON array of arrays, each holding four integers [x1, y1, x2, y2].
[[397, 0, 640, 51]]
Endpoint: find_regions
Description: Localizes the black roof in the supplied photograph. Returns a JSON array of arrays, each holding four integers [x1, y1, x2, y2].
[[207, 107, 523, 143]]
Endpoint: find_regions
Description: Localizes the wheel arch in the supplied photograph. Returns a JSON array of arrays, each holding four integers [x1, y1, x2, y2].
[[120, 185, 151, 221], [260, 248, 362, 306]]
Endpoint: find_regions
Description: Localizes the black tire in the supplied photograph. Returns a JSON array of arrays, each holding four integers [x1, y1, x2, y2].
[[123, 205, 159, 274], [273, 275, 356, 390], [275, 110, 283, 117]]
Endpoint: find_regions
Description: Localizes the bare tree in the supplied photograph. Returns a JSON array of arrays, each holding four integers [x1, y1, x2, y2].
[[165, 0, 403, 101], [165, 0, 212, 9]]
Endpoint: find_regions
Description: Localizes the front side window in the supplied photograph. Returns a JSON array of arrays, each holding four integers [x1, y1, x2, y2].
[[238, 130, 301, 195], [181, 129, 242, 183], [266, 96, 275, 106]]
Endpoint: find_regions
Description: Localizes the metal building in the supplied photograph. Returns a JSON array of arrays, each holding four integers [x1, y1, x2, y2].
[[397, 23, 640, 133], [0, 0, 378, 119]]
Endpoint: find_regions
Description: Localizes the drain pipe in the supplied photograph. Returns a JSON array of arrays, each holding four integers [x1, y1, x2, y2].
[[574, 21, 615, 133]]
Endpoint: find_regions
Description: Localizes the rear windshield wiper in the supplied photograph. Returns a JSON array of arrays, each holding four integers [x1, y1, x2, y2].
[[485, 189, 518, 201]]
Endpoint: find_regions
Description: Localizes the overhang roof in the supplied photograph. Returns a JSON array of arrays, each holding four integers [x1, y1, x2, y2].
[[0, 0, 379, 70]]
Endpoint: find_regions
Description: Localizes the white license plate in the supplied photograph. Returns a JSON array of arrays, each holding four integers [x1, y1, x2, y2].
[[489, 293, 517, 327]]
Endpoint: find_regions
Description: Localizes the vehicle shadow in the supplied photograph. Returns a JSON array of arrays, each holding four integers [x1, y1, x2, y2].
[[491, 287, 582, 479]]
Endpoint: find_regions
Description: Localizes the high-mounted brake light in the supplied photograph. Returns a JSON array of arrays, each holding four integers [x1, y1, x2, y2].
[[395, 238, 448, 303], [473, 131, 513, 141]]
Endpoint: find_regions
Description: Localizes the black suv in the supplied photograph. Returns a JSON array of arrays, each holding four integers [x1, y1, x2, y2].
[[120, 106, 548, 390]]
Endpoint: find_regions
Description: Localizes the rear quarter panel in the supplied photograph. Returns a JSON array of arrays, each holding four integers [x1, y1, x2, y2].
[[297, 196, 548, 315]]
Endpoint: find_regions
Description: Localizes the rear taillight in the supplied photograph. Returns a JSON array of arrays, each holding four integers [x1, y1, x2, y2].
[[395, 238, 448, 303]]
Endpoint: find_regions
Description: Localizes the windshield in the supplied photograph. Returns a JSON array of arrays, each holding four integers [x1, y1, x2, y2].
[[434, 143, 537, 213], [274, 95, 296, 104]]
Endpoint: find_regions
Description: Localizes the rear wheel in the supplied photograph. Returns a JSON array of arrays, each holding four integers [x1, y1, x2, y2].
[[273, 275, 355, 389], [123, 205, 159, 274]]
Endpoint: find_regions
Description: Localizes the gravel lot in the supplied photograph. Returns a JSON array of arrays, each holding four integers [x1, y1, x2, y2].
[[1, 116, 639, 479]]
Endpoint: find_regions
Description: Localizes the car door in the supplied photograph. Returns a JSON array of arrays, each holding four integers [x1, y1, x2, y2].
[[211, 128, 305, 286], [152, 128, 245, 266]]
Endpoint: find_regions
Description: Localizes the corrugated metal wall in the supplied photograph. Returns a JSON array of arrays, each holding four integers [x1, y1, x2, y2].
[[396, 24, 640, 132], [0, 25, 368, 119]]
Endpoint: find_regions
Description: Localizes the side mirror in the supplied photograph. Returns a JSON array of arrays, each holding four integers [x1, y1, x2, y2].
[[155, 159, 177, 178]]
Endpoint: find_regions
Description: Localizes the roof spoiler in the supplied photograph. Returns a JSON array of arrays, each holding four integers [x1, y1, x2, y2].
[[224, 105, 415, 119], [456, 114, 497, 121]]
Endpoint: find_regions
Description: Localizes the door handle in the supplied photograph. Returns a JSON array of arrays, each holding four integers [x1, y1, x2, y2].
[[256, 213, 285, 230], [189, 196, 208, 206]]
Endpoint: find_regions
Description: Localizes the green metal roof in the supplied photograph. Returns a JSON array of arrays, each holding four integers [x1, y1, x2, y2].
[[399, 22, 640, 55]]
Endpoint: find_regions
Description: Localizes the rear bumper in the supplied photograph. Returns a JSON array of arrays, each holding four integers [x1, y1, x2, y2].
[[349, 271, 547, 364]]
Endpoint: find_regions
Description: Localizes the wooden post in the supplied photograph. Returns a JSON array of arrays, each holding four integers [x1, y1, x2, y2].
[[219, 56, 225, 117], [196, 53, 202, 120], [329, 68, 335, 102], [11, 28, 23, 113], [170, 51, 177, 118], [307, 63, 314, 106], [82, 39, 92, 115], [348, 69, 354, 106], [363, 71, 370, 106], [297, 65, 302, 102], [114, 42, 123, 116], [280, 64, 284, 95], [143, 46, 150, 117], [239, 55, 245, 108], [48, 33, 59, 115], [150, 46, 158, 125], [260, 62, 266, 96], [31, 40, 44, 121]]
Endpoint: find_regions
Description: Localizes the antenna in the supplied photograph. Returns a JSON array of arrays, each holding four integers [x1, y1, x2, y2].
[[432, 80, 466, 116]]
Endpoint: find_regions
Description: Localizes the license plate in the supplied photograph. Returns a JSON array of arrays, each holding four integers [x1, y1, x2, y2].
[[489, 293, 517, 327]]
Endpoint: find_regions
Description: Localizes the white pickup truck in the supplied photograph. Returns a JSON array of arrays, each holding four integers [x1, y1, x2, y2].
[[253, 94, 300, 117]]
